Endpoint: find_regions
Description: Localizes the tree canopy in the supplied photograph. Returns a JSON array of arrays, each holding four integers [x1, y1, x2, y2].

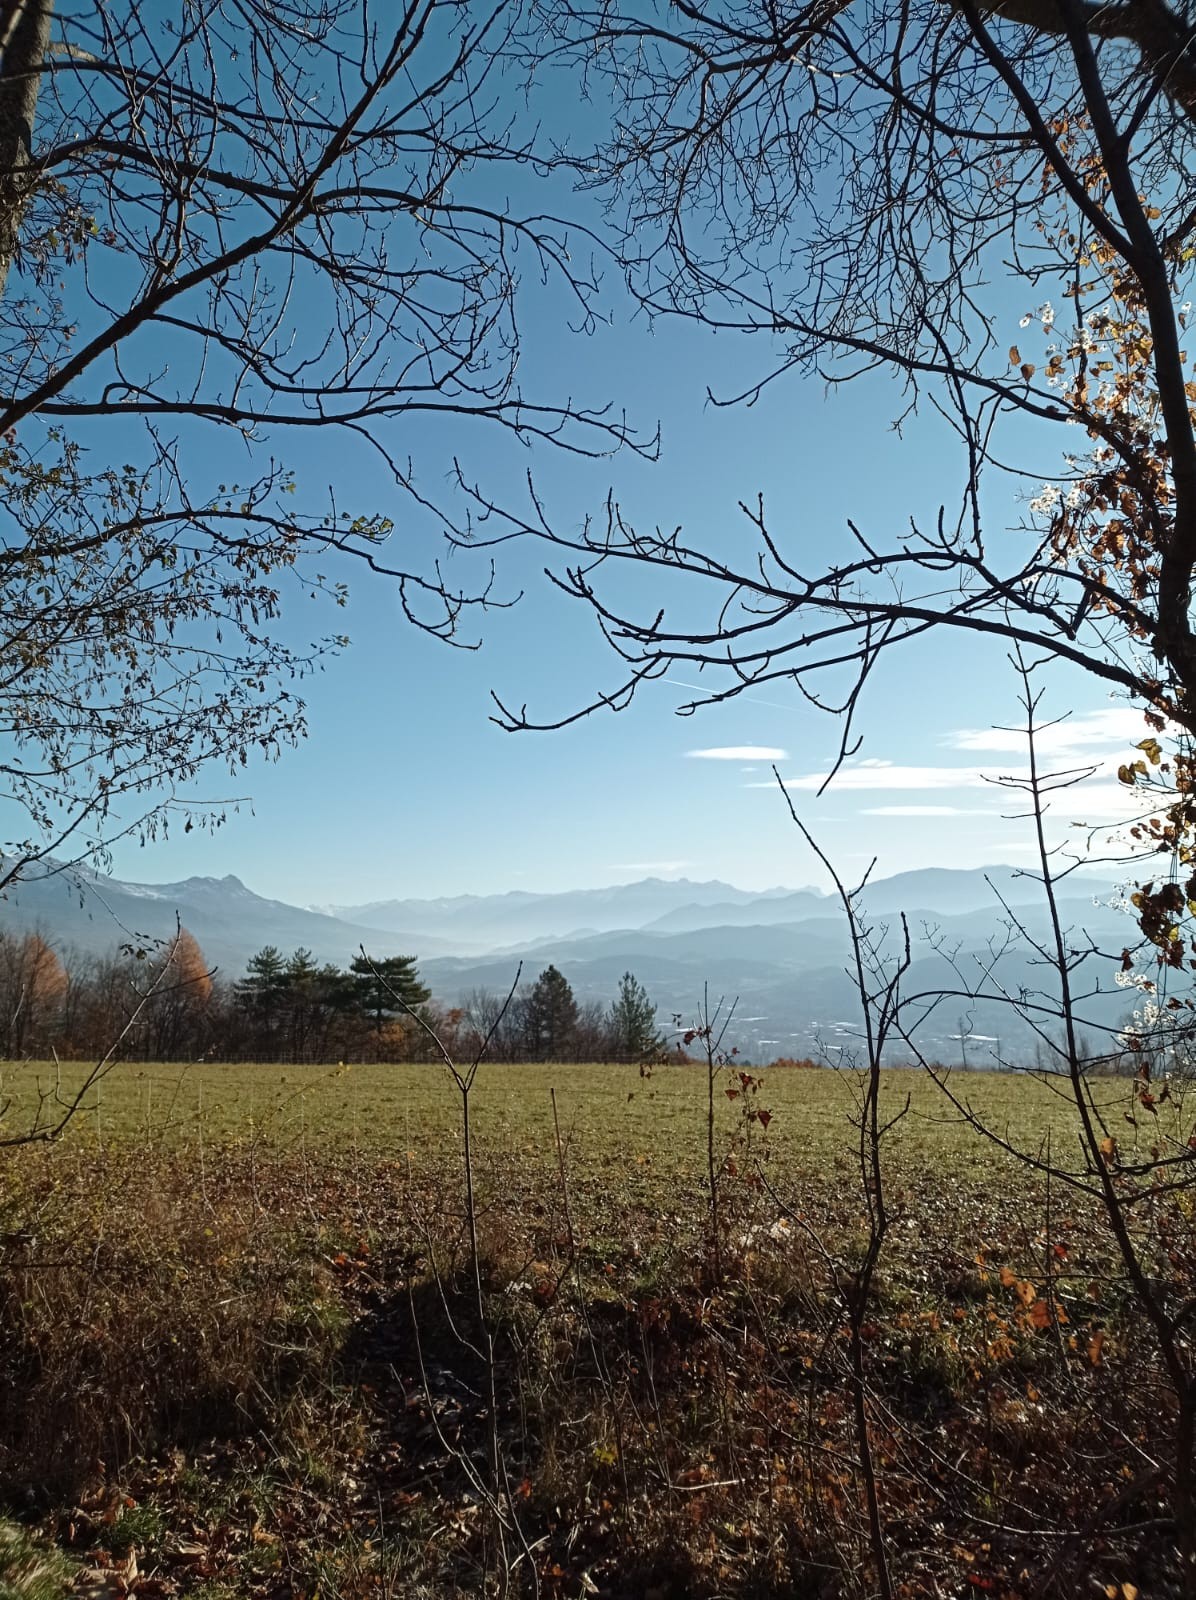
[[523, 965, 581, 1061], [0, 1, 647, 888], [608, 969, 663, 1062], [481, 1, 1196, 754], [348, 953, 431, 1034]]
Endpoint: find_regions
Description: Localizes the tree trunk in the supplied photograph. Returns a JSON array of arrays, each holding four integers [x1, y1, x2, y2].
[[0, 0, 52, 299]]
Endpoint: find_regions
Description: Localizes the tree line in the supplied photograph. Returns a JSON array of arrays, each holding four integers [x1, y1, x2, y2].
[[0, 931, 664, 1066]]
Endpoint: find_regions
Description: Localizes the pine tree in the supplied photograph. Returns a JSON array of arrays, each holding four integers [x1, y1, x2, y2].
[[284, 948, 322, 1061], [347, 954, 430, 1035], [234, 946, 289, 1055], [524, 965, 580, 1061], [608, 971, 662, 1063]]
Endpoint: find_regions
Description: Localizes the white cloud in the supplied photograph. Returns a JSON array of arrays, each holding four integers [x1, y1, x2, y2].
[[1043, 782, 1160, 822], [859, 805, 1001, 817], [749, 762, 994, 791], [946, 708, 1163, 758], [747, 730, 1172, 853], [688, 745, 789, 761], [752, 752, 1169, 803]]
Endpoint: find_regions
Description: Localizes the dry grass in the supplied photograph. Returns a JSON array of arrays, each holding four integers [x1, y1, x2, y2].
[[0, 1060, 1190, 1598], [0, 1146, 346, 1499]]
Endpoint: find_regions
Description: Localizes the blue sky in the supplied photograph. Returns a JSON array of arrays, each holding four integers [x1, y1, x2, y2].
[[98, 303, 1146, 907], [65, 56, 1150, 907]]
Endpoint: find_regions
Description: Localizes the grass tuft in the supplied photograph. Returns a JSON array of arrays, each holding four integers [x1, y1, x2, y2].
[[0, 1522, 73, 1600]]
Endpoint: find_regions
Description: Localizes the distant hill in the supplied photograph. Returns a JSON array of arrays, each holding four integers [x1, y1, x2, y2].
[[418, 885, 1136, 1063], [327, 865, 1119, 949], [854, 864, 1117, 916], [321, 877, 791, 949], [0, 860, 1135, 1060], [0, 862, 452, 975], [643, 890, 829, 933]]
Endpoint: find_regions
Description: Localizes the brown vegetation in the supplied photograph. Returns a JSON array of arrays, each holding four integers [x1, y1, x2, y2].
[[0, 1062, 1190, 1598]]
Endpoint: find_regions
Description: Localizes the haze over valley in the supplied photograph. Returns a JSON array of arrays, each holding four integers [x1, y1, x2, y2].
[[0, 860, 1136, 1063]]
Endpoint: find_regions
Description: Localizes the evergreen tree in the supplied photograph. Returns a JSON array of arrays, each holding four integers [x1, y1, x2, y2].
[[284, 948, 323, 1061], [524, 965, 580, 1061], [348, 954, 430, 1034], [234, 946, 289, 1055], [607, 971, 663, 1063]]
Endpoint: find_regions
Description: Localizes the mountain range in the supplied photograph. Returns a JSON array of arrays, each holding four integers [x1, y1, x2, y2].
[[0, 861, 464, 972], [0, 861, 1138, 1063], [316, 877, 800, 950]]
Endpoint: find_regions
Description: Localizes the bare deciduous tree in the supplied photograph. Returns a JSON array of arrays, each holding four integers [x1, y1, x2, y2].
[[479, 1, 1196, 759], [478, 11, 1196, 1580], [888, 657, 1196, 1568], [0, 1, 649, 884]]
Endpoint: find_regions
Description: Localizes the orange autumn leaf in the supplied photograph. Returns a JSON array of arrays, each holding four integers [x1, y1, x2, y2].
[[1027, 1299, 1052, 1329]]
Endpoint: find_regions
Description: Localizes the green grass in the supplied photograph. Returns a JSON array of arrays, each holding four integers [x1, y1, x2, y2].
[[0, 1523, 73, 1600], [0, 1055, 1161, 1177], [5, 1055, 1179, 1308], [4, 1056, 1180, 1270]]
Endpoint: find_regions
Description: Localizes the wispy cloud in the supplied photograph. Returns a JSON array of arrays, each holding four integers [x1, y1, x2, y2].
[[748, 716, 1166, 845], [946, 707, 1157, 757], [1040, 782, 1158, 822], [859, 804, 999, 817], [755, 762, 1150, 824], [748, 761, 992, 791], [689, 745, 789, 761]]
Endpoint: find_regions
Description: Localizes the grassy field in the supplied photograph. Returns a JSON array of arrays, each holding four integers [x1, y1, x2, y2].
[[0, 1059, 1191, 1599], [0, 1053, 1155, 1174]]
